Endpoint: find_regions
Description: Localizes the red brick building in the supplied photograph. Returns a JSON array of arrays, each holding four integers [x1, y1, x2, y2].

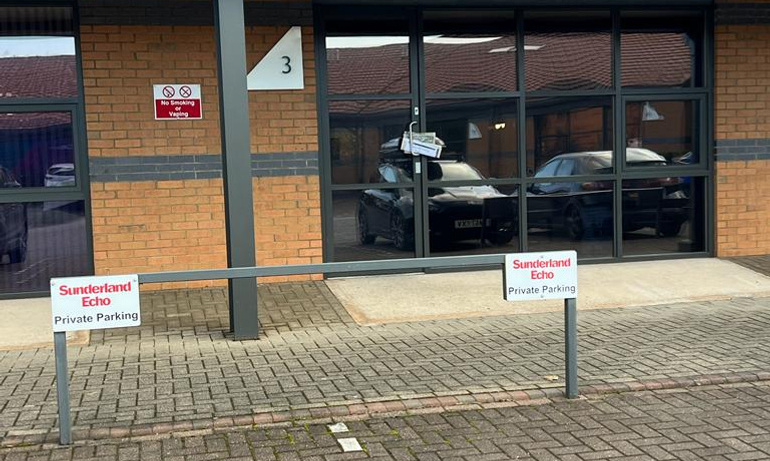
[[0, 0, 767, 309]]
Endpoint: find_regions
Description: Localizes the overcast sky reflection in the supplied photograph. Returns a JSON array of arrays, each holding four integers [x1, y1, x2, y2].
[[0, 36, 75, 58]]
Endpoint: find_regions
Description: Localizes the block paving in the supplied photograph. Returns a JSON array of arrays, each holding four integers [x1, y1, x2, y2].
[[2, 381, 770, 460], [2, 273, 770, 448]]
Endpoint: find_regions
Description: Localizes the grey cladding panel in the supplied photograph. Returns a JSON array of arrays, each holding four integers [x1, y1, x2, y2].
[[90, 152, 319, 181], [715, 139, 770, 161], [717, 3, 770, 25], [79, 0, 312, 26]]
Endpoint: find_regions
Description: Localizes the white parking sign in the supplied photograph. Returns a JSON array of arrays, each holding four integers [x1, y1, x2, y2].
[[504, 251, 578, 301], [51, 274, 140, 332]]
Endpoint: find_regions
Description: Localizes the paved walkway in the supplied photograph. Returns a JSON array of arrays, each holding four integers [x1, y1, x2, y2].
[[2, 274, 770, 447], [2, 381, 770, 460]]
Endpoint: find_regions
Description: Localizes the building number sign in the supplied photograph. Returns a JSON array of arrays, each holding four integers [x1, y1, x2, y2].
[[282, 56, 291, 74], [248, 27, 304, 90]]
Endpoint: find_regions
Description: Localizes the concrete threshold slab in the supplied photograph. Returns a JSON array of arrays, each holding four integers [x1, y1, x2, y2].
[[0, 297, 89, 351], [326, 258, 770, 325]]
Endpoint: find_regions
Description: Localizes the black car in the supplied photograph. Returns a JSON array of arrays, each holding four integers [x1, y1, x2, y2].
[[357, 160, 517, 250], [0, 167, 28, 263], [527, 149, 689, 239]]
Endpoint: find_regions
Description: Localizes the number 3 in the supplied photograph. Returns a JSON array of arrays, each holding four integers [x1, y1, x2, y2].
[[282, 56, 292, 74]]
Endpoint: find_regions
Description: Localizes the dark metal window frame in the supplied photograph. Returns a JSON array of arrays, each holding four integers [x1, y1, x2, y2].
[[0, 1, 94, 298], [316, 4, 713, 265]]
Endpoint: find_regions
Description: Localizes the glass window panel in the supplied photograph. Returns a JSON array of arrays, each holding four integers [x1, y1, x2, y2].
[[622, 176, 705, 255], [526, 97, 613, 176], [423, 10, 517, 93], [527, 180, 613, 258], [333, 190, 416, 261], [329, 100, 412, 185], [0, 201, 89, 295], [427, 184, 519, 256], [622, 11, 703, 88], [625, 100, 698, 166], [325, 18, 410, 95], [0, 7, 77, 99], [0, 112, 76, 188], [525, 11, 611, 91], [426, 99, 518, 179]]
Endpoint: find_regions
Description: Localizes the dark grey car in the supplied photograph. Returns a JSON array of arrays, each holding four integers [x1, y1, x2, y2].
[[528, 149, 689, 239], [0, 167, 28, 263]]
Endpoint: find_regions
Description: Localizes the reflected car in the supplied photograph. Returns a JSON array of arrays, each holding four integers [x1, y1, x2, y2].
[[527, 149, 688, 239], [0, 167, 27, 263], [44, 163, 76, 188], [357, 160, 517, 250]]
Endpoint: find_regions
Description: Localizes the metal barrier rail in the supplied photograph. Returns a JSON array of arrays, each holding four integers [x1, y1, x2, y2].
[[55, 253, 578, 445], [137, 254, 509, 283]]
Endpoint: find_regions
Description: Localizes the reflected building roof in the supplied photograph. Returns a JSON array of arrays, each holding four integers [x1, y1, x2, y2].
[[327, 33, 692, 100], [0, 55, 76, 131]]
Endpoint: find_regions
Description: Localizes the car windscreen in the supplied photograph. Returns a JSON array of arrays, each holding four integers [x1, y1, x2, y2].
[[428, 162, 484, 181], [626, 148, 668, 167]]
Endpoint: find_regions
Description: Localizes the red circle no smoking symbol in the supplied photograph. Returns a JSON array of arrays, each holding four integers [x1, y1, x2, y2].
[[162, 86, 175, 98], [180, 86, 192, 98]]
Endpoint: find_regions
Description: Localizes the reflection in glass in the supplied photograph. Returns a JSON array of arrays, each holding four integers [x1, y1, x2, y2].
[[0, 112, 75, 188], [625, 100, 696, 165], [427, 99, 518, 178], [0, 201, 89, 294], [526, 97, 612, 176], [427, 184, 519, 256], [621, 11, 703, 88], [527, 179, 613, 258], [423, 11, 517, 93], [329, 100, 411, 185], [0, 7, 77, 98], [525, 11, 611, 91], [325, 17, 410, 95], [334, 189, 416, 262], [622, 177, 704, 255]]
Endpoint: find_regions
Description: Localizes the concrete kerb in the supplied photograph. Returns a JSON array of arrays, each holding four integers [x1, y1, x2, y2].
[[4, 370, 770, 450]]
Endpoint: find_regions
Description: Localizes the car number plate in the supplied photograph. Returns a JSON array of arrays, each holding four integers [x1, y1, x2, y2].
[[455, 219, 482, 229]]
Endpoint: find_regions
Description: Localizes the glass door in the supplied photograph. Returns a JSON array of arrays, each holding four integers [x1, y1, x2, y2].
[[420, 10, 521, 257], [323, 9, 424, 262]]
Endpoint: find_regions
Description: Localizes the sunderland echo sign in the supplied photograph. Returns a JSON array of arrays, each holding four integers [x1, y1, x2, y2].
[[504, 251, 578, 301], [51, 275, 140, 332]]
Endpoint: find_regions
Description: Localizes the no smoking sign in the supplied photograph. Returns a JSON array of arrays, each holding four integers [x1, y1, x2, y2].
[[153, 84, 202, 120]]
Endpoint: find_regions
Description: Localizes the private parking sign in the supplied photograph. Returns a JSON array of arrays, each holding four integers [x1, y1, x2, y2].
[[51, 274, 141, 332], [504, 251, 578, 301]]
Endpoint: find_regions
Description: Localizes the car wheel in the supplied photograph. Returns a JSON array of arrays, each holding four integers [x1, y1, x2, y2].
[[391, 212, 414, 251], [658, 221, 682, 238], [9, 224, 27, 264], [487, 232, 514, 246], [357, 208, 376, 245], [564, 205, 584, 241]]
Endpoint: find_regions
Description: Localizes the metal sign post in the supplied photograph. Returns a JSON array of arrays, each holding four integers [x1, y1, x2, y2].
[[564, 297, 578, 399], [51, 274, 141, 445], [54, 332, 72, 445], [503, 250, 580, 398]]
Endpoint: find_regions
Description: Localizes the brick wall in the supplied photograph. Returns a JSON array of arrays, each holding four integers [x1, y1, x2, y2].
[[91, 176, 322, 288], [715, 161, 770, 256], [715, 2, 770, 257], [81, 22, 322, 286], [81, 25, 317, 156], [90, 179, 227, 288]]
